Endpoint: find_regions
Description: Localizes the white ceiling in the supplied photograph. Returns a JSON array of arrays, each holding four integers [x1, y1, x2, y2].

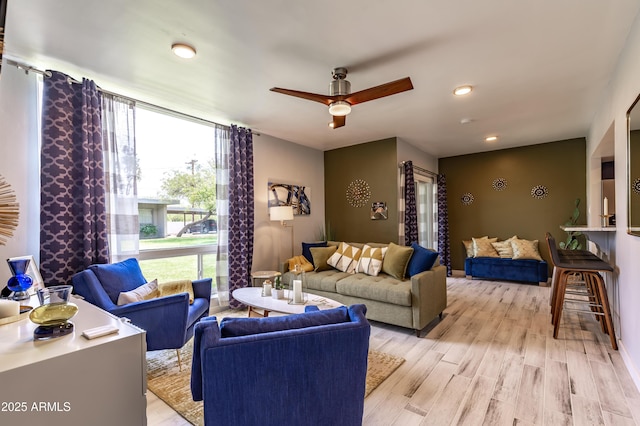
[[4, 0, 640, 157]]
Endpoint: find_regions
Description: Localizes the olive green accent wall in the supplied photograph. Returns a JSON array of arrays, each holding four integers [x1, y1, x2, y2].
[[325, 138, 398, 243], [439, 138, 586, 271]]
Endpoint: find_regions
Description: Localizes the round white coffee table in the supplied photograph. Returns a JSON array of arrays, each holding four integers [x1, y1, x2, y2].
[[233, 287, 342, 317]]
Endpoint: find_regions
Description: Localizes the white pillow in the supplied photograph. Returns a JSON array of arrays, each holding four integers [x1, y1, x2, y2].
[[117, 279, 159, 306], [356, 244, 388, 276], [327, 242, 362, 274]]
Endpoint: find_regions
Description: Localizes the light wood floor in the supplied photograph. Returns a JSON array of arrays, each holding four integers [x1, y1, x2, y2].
[[147, 277, 640, 425]]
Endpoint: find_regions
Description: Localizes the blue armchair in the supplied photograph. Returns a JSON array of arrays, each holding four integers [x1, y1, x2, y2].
[[191, 304, 371, 426], [71, 258, 211, 352]]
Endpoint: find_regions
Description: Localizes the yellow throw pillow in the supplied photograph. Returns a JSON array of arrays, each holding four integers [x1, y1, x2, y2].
[[356, 244, 388, 276], [327, 242, 363, 274], [462, 240, 474, 257], [491, 241, 513, 258], [491, 235, 519, 258], [382, 242, 414, 280], [158, 279, 195, 304], [287, 255, 314, 272], [472, 237, 499, 257], [510, 239, 543, 261], [309, 246, 338, 272]]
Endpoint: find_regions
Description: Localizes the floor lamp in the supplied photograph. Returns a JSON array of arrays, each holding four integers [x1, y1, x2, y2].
[[270, 205, 294, 258]]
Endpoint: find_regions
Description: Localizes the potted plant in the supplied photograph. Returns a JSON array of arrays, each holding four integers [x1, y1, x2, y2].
[[560, 198, 584, 250], [272, 276, 285, 299]]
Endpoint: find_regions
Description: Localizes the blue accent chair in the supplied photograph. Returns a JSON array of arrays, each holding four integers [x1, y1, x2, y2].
[[191, 304, 371, 426], [71, 258, 211, 352]]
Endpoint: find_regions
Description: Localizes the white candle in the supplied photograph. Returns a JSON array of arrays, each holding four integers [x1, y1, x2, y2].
[[0, 299, 20, 318], [262, 283, 272, 297], [604, 197, 609, 216], [293, 279, 302, 303]]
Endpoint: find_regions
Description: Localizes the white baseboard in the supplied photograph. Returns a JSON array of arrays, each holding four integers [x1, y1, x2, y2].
[[618, 340, 640, 394]]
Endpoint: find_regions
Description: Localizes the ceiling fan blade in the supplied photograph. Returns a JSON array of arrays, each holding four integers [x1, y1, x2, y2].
[[270, 87, 336, 106], [331, 115, 346, 129], [343, 77, 413, 105]]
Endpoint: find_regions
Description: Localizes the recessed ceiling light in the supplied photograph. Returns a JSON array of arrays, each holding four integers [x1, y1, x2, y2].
[[171, 43, 197, 59], [460, 118, 474, 124], [485, 136, 498, 142], [453, 85, 473, 96]]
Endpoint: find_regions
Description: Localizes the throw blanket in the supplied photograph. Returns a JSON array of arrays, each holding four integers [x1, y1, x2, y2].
[[159, 280, 194, 304]]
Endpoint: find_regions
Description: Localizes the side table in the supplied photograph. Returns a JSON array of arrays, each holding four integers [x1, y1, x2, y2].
[[251, 270, 281, 287]]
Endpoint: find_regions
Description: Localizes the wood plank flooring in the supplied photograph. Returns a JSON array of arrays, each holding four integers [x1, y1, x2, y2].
[[147, 277, 640, 425]]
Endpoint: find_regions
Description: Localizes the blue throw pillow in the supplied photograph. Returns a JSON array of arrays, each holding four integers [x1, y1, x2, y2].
[[406, 243, 439, 277], [302, 241, 328, 266], [220, 305, 349, 337], [90, 258, 148, 304]]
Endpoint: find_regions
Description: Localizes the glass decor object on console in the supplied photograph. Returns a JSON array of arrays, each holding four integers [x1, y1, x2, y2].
[[627, 93, 640, 236], [288, 263, 307, 305], [29, 284, 76, 340], [6, 257, 33, 301]]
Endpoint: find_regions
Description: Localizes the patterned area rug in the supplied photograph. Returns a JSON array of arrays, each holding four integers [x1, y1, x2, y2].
[[147, 341, 404, 426]]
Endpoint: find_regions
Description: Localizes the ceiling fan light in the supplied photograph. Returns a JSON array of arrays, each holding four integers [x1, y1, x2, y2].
[[328, 101, 351, 116], [171, 43, 197, 59], [453, 85, 473, 96]]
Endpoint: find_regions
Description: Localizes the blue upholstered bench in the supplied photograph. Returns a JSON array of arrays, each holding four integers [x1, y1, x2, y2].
[[464, 257, 548, 285]]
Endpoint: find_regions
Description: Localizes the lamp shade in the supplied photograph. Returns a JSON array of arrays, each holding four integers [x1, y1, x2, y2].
[[270, 206, 294, 222]]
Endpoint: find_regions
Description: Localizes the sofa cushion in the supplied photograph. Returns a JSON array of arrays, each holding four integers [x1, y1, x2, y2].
[[310, 246, 337, 271], [291, 268, 350, 293], [336, 273, 412, 306], [302, 241, 328, 266], [472, 237, 499, 257], [511, 238, 543, 261], [90, 258, 148, 304], [117, 279, 159, 306], [158, 279, 195, 304], [406, 243, 439, 276], [382, 242, 414, 280], [219, 305, 350, 337], [327, 242, 362, 273], [356, 244, 388, 276]]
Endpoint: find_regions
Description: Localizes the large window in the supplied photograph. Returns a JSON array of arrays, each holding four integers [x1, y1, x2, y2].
[[134, 107, 217, 286], [415, 175, 437, 249]]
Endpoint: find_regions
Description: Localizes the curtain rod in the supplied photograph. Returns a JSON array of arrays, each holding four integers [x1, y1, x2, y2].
[[399, 161, 438, 177], [7, 59, 260, 134]]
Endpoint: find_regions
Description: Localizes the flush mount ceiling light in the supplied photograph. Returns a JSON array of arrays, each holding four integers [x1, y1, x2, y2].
[[171, 43, 197, 59], [453, 85, 473, 96], [485, 136, 498, 142]]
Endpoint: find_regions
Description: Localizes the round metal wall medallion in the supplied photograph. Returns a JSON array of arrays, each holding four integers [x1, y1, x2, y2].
[[492, 178, 507, 191], [461, 193, 474, 205], [346, 179, 371, 208], [531, 185, 548, 199]]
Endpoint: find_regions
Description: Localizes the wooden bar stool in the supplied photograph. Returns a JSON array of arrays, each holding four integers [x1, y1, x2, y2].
[[545, 232, 617, 350]]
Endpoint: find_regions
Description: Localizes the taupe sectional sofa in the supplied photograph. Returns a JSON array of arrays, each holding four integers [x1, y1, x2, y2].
[[281, 241, 447, 336]]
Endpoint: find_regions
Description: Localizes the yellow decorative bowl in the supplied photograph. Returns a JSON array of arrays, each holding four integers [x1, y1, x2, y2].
[[29, 302, 78, 326]]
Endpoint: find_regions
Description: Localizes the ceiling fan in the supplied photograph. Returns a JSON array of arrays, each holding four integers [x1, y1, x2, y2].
[[270, 67, 413, 129]]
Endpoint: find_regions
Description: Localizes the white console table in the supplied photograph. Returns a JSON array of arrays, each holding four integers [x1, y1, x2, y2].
[[0, 296, 147, 426]]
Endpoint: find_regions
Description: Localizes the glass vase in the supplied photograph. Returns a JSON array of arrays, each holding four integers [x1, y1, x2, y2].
[[6, 258, 33, 301]]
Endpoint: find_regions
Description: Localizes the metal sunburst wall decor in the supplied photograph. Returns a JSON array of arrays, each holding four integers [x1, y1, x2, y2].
[[492, 178, 507, 191], [530, 184, 549, 199], [633, 177, 640, 195], [461, 193, 474, 205]]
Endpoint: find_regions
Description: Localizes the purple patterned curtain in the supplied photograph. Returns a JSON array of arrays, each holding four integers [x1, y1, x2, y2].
[[40, 71, 109, 285], [403, 161, 418, 245], [227, 125, 254, 309], [437, 174, 451, 276]]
